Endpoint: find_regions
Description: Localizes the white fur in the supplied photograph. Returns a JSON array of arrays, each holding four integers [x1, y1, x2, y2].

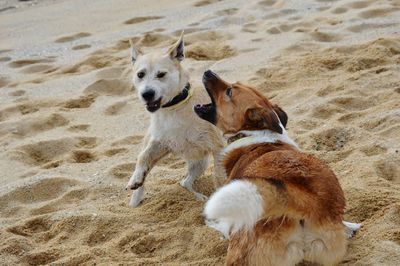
[[223, 127, 299, 156], [204, 180, 264, 238], [221, 128, 360, 239], [343, 221, 361, 238], [126, 35, 224, 207]]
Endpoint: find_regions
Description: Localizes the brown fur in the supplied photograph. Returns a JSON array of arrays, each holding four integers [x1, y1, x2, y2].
[[206, 74, 347, 265]]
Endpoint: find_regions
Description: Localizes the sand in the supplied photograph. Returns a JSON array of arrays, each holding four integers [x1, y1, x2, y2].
[[0, 0, 399, 265]]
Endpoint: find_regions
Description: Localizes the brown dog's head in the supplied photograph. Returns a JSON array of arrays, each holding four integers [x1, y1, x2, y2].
[[194, 70, 287, 135]]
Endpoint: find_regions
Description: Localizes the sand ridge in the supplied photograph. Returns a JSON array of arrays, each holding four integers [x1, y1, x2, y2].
[[0, 0, 400, 265]]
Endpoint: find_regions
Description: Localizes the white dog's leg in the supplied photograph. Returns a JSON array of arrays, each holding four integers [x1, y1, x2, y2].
[[180, 157, 209, 201], [343, 221, 361, 238], [212, 150, 226, 189], [126, 139, 169, 207], [129, 186, 145, 208]]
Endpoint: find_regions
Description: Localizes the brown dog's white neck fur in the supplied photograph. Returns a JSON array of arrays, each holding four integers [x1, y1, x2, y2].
[[223, 126, 299, 156]]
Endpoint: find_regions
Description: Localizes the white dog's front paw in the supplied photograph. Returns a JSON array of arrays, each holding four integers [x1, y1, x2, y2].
[[126, 181, 143, 190], [126, 175, 144, 190], [129, 186, 145, 207]]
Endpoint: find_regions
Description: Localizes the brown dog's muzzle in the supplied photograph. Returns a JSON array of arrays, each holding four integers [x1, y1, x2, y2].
[[194, 70, 218, 124]]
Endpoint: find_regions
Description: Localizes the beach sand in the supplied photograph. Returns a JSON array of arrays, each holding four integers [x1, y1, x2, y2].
[[0, 0, 399, 265]]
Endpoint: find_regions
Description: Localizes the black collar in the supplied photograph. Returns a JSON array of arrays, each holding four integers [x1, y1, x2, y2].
[[227, 133, 248, 144], [161, 83, 191, 109]]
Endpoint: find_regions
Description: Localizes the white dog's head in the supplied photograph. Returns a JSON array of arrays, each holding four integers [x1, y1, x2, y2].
[[129, 33, 187, 113]]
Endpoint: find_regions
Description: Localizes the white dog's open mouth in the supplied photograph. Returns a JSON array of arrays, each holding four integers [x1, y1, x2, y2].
[[145, 98, 162, 113]]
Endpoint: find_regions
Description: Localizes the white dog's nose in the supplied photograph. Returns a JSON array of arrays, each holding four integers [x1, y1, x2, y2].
[[141, 90, 155, 101]]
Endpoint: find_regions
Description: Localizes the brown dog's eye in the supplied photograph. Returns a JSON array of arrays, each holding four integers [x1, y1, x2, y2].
[[226, 87, 232, 98], [156, 72, 166, 78], [137, 71, 145, 79]]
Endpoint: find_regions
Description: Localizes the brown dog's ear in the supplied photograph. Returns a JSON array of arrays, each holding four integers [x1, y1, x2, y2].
[[273, 105, 288, 128], [244, 107, 283, 134]]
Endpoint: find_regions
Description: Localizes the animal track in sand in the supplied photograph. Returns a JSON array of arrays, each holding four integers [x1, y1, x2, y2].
[[267, 27, 281, 34], [257, 0, 277, 6], [0, 178, 80, 207], [331, 7, 348, 14], [72, 44, 91, 50], [111, 135, 143, 146], [9, 139, 75, 166], [123, 16, 163, 25], [4, 212, 131, 264], [59, 52, 124, 75], [309, 30, 343, 42], [67, 124, 90, 132], [20, 64, 58, 74], [131, 32, 175, 48], [214, 8, 239, 16], [104, 148, 129, 157], [358, 7, 400, 19], [316, 84, 345, 97], [54, 32, 91, 43], [9, 136, 99, 167], [7, 58, 55, 68], [83, 78, 133, 96], [347, 22, 399, 33], [172, 28, 204, 36], [361, 111, 400, 134], [251, 38, 264, 42], [310, 103, 345, 119], [0, 113, 69, 138], [311, 127, 352, 151], [0, 76, 10, 88], [193, 0, 222, 7], [347, 0, 372, 9], [185, 30, 233, 44], [241, 22, 259, 33], [346, 188, 397, 222], [186, 42, 236, 61], [328, 96, 371, 111], [109, 162, 135, 179], [374, 158, 400, 183], [7, 216, 53, 237], [0, 102, 39, 122], [61, 94, 97, 109], [76, 136, 99, 149], [104, 101, 129, 116], [86, 219, 123, 247], [70, 150, 97, 163], [360, 144, 387, 157], [127, 234, 165, 256], [9, 90, 26, 97], [0, 56, 11, 62]]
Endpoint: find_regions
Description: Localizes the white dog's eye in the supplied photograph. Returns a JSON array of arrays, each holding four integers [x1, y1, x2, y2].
[[137, 71, 145, 79], [156, 72, 167, 78], [226, 87, 232, 98]]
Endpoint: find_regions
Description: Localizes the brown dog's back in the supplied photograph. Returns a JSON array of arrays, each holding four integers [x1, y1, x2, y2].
[[223, 143, 347, 265]]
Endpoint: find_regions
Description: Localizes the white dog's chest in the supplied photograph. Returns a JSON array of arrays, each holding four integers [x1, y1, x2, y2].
[[150, 114, 212, 159]]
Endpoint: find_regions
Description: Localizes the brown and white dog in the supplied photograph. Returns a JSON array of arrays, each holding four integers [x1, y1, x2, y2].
[[194, 70, 356, 266]]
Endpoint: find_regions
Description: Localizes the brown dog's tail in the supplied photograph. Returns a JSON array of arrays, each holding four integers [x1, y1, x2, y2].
[[203, 178, 297, 238], [204, 177, 343, 237]]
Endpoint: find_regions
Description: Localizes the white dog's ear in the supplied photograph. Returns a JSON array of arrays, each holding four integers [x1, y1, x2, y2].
[[129, 39, 141, 65], [168, 31, 184, 61]]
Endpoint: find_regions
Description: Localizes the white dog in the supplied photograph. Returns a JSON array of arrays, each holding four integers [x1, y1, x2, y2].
[[125, 33, 224, 207]]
